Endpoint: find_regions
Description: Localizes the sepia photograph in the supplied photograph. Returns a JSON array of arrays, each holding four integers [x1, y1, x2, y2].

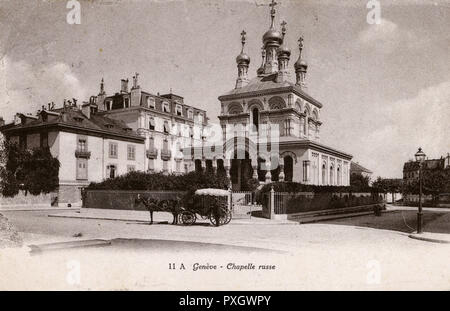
[[0, 0, 449, 293]]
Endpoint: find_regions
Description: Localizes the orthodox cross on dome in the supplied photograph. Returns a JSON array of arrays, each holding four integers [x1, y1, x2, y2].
[[269, 0, 278, 28], [240, 30, 247, 52], [281, 20, 287, 38]]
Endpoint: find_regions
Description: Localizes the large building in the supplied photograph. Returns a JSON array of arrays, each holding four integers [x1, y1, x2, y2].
[[91, 75, 207, 174], [197, 1, 352, 190], [403, 153, 450, 185], [0, 103, 146, 205]]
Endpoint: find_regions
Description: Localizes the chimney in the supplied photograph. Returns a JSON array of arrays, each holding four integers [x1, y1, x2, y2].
[[81, 103, 91, 119], [121, 79, 129, 93], [130, 72, 141, 106], [0, 117, 4, 127]]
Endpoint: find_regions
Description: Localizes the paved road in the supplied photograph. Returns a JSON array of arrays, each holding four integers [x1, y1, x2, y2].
[[1, 209, 449, 290]]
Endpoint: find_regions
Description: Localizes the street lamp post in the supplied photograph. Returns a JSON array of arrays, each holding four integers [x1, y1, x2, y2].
[[414, 147, 426, 234]]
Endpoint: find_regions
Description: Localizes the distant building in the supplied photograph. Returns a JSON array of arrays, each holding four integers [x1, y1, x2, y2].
[[0, 103, 145, 205], [350, 162, 373, 179], [403, 154, 450, 185], [91, 74, 207, 174]]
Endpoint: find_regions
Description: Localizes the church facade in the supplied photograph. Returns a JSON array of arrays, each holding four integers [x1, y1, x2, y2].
[[199, 1, 352, 190]]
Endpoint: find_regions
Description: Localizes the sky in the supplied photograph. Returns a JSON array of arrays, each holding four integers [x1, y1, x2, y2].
[[0, 0, 449, 179]]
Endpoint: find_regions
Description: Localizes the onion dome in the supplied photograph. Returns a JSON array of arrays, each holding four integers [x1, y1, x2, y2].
[[236, 30, 250, 65], [294, 36, 307, 71], [294, 58, 307, 70], [262, 28, 283, 45], [236, 52, 250, 64], [278, 44, 291, 57], [263, 1, 283, 46]]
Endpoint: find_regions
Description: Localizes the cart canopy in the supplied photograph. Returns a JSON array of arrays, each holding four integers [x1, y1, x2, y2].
[[194, 188, 229, 197]]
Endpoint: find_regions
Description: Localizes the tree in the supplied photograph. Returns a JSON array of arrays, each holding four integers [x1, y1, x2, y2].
[[422, 168, 450, 205], [350, 173, 370, 192], [0, 140, 60, 197]]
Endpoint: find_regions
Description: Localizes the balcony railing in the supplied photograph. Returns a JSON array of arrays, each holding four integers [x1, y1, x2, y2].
[[75, 150, 91, 159], [161, 149, 172, 160], [146, 147, 158, 159]]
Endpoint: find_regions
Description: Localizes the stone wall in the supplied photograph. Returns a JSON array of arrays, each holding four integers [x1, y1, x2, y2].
[[0, 190, 56, 208]]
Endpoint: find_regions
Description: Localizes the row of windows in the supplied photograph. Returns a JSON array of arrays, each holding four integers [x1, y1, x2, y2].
[[146, 117, 197, 138], [108, 142, 136, 160], [145, 97, 204, 120]]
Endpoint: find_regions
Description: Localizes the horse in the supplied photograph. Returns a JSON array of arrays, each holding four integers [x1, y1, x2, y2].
[[134, 194, 183, 225]]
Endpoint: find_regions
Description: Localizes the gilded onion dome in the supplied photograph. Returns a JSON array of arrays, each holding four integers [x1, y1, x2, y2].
[[262, 28, 283, 45], [294, 36, 307, 71], [236, 30, 250, 65], [236, 52, 250, 64]]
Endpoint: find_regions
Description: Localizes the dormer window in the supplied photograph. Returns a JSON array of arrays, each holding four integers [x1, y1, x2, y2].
[[147, 97, 155, 109], [163, 102, 170, 113], [123, 127, 132, 132], [176, 104, 182, 116], [105, 100, 112, 111], [105, 123, 114, 129], [73, 117, 84, 123]]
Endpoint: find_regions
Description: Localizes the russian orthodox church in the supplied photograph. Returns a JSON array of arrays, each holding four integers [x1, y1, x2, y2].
[[214, 0, 352, 190]]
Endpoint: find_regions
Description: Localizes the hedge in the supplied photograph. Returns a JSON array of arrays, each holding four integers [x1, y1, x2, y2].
[[258, 181, 375, 195], [87, 170, 230, 192]]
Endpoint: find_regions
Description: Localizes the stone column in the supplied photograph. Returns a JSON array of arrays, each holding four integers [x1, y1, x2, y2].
[[251, 157, 258, 180], [224, 159, 231, 186], [211, 159, 217, 174], [269, 186, 275, 219]]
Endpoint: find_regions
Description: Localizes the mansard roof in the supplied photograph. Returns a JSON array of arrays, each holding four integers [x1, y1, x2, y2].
[[1, 107, 144, 142], [218, 73, 323, 108]]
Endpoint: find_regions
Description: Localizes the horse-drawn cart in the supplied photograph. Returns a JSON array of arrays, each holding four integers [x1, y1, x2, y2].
[[179, 188, 232, 226]]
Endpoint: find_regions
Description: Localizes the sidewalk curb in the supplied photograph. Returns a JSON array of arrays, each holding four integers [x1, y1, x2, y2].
[[408, 234, 450, 244], [48, 213, 298, 225], [1, 208, 81, 212]]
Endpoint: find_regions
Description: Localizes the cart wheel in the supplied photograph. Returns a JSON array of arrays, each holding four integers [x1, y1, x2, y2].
[[224, 210, 232, 225], [181, 211, 196, 226], [209, 210, 230, 226]]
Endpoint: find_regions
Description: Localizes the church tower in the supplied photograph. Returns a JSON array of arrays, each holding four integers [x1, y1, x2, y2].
[[262, 0, 283, 75], [276, 21, 291, 83], [235, 30, 251, 89], [294, 36, 308, 90]]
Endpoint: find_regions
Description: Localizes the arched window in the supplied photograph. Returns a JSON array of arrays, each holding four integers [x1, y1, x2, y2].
[[303, 116, 308, 137], [284, 156, 293, 182], [337, 166, 341, 186], [252, 107, 259, 131], [195, 159, 202, 173], [330, 165, 334, 185], [322, 163, 327, 185]]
